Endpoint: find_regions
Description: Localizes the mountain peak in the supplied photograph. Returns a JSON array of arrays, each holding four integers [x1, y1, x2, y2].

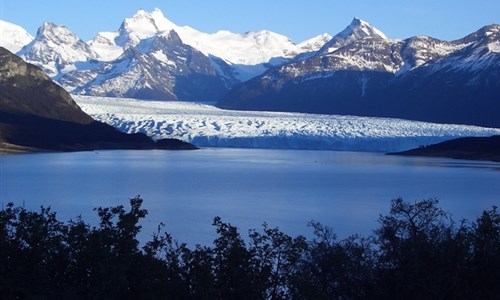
[[36, 22, 80, 42], [38, 22, 60, 34], [315, 18, 388, 55], [126, 8, 176, 32], [116, 8, 177, 49], [351, 17, 364, 25], [341, 17, 388, 40], [18, 21, 98, 77]]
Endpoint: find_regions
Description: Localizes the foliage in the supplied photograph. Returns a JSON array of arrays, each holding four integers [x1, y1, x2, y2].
[[0, 196, 498, 299]]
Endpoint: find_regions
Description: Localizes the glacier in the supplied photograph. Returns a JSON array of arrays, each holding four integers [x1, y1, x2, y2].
[[74, 95, 500, 152]]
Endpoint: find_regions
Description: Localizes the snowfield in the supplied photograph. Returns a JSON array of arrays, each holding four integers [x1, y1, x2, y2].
[[74, 95, 500, 152]]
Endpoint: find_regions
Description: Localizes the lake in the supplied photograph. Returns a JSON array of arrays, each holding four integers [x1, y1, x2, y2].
[[1, 148, 499, 245]]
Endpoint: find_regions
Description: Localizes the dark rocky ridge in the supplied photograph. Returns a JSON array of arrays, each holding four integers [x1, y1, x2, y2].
[[0, 46, 93, 124], [0, 47, 195, 153]]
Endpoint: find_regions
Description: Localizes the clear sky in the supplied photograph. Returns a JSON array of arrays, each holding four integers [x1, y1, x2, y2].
[[0, 0, 498, 43]]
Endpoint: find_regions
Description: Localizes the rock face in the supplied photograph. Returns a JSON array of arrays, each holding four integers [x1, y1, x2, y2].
[[218, 21, 500, 128], [0, 47, 195, 152], [0, 46, 93, 124]]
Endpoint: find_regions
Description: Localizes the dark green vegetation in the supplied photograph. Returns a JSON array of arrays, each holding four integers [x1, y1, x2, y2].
[[0, 47, 195, 153], [391, 135, 500, 162], [1, 197, 498, 299]]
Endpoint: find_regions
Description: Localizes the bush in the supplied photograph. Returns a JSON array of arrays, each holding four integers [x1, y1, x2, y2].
[[0, 197, 498, 299]]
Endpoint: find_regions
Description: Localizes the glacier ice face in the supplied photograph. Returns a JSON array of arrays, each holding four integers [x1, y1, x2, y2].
[[74, 95, 500, 152]]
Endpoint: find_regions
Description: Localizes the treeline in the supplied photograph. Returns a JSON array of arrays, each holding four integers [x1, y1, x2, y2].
[[0, 197, 498, 299]]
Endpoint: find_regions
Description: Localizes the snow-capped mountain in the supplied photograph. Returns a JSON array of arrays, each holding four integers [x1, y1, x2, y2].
[[63, 30, 237, 101], [0, 20, 33, 53], [87, 8, 328, 81], [397, 36, 465, 73], [218, 22, 500, 128], [88, 8, 326, 66], [316, 18, 388, 56], [89, 8, 176, 60], [413, 24, 500, 74], [17, 22, 99, 77]]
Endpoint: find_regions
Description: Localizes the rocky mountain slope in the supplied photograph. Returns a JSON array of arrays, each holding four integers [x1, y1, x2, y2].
[[0, 47, 194, 152], [0, 46, 93, 124], [218, 20, 500, 128], [2, 11, 498, 128], [60, 30, 237, 101]]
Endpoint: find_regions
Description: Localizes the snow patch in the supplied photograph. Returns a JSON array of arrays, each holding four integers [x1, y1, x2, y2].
[[151, 50, 176, 66], [489, 41, 500, 53]]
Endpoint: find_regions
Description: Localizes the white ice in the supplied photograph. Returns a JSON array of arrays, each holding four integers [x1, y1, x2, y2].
[[74, 95, 500, 152]]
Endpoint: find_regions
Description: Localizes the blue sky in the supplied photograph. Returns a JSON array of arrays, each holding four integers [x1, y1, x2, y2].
[[1, 0, 498, 42]]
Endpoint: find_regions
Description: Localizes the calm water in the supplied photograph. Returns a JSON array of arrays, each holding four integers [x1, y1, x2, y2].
[[1, 148, 499, 245]]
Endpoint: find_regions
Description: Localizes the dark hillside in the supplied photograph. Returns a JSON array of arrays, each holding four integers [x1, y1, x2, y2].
[[390, 135, 500, 162], [0, 47, 195, 152]]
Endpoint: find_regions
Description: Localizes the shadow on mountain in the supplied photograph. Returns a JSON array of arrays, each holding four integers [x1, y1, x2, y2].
[[0, 110, 195, 152]]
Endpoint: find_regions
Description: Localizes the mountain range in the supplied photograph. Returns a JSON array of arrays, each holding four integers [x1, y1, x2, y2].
[[1, 9, 499, 127], [219, 19, 500, 127], [0, 9, 330, 102]]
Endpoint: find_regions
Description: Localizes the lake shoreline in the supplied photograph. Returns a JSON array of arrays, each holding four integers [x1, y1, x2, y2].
[[389, 135, 500, 163]]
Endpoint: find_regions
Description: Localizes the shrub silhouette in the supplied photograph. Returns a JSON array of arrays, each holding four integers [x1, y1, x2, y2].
[[0, 196, 498, 299]]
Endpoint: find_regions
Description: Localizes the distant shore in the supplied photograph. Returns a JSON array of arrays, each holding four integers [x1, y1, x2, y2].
[[389, 135, 500, 162]]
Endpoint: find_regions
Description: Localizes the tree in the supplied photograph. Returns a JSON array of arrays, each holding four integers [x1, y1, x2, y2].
[[1, 196, 498, 299], [290, 222, 375, 299], [248, 223, 308, 299], [374, 198, 471, 299], [465, 206, 500, 299], [211, 216, 256, 299]]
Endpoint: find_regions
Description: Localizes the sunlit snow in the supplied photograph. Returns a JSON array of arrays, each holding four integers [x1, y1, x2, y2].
[[0, 20, 33, 53], [86, 8, 331, 81], [74, 96, 500, 152]]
